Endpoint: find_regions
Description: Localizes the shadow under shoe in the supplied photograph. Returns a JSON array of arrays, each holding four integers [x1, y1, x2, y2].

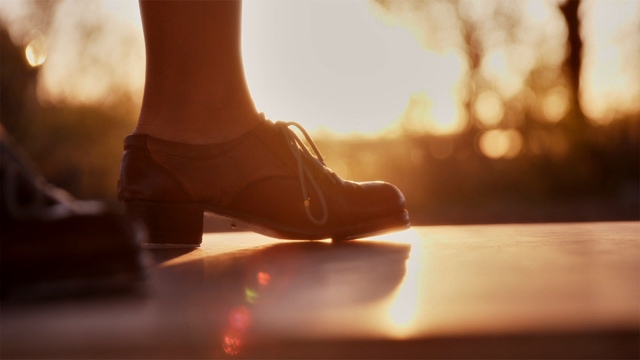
[[0, 131, 146, 300]]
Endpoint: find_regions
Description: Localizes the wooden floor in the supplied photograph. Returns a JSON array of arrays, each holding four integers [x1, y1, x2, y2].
[[2, 222, 639, 359]]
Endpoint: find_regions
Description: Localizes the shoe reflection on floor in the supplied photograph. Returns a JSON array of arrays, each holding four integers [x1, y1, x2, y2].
[[150, 239, 411, 356]]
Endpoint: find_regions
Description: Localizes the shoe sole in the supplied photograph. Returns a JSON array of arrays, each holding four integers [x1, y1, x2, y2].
[[142, 243, 201, 249], [207, 208, 411, 241], [127, 201, 410, 247]]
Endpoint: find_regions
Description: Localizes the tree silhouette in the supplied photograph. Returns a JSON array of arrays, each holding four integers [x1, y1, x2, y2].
[[559, 0, 588, 137]]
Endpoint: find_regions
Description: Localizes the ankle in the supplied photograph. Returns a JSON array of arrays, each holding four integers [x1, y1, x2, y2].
[[134, 111, 262, 144]]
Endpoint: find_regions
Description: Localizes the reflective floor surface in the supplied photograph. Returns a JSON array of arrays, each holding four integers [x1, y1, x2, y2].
[[2, 222, 639, 358]]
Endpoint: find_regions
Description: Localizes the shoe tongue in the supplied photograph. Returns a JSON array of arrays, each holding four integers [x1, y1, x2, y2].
[[258, 121, 338, 181], [253, 120, 299, 166]]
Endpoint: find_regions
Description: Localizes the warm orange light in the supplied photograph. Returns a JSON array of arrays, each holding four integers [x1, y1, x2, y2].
[[542, 87, 569, 123], [5, 0, 635, 132], [383, 229, 421, 337], [398, 88, 467, 136], [479, 129, 522, 159], [474, 91, 504, 128]]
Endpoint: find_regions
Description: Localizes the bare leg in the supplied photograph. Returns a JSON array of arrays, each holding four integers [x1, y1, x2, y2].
[[135, 0, 259, 144]]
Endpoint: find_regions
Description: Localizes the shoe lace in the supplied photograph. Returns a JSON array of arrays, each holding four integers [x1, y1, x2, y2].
[[266, 114, 335, 226]]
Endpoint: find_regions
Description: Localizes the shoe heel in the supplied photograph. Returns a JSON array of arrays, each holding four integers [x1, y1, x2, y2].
[[125, 202, 203, 247]]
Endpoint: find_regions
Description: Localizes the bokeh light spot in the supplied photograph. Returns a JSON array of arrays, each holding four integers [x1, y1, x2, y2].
[[542, 87, 569, 123], [25, 32, 47, 67], [479, 129, 522, 159], [474, 91, 504, 128]]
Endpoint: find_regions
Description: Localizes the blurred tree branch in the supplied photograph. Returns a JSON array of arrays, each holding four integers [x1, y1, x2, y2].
[[559, 0, 587, 131]]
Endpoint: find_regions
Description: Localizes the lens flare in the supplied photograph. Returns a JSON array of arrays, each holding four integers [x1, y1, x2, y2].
[[228, 305, 251, 331], [257, 271, 271, 286], [245, 287, 259, 304], [222, 334, 242, 355]]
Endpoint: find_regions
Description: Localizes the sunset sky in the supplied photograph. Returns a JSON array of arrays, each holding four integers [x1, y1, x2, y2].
[[1, 0, 638, 136]]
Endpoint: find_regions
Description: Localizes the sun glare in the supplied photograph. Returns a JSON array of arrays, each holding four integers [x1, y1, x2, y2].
[[380, 229, 423, 337], [242, 0, 466, 137], [581, 0, 640, 125]]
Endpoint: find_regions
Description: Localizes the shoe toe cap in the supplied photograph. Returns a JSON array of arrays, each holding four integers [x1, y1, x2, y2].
[[366, 181, 406, 211], [340, 180, 406, 219]]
